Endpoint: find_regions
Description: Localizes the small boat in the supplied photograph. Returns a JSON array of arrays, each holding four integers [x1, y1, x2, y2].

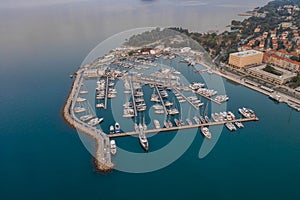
[[115, 122, 121, 133], [174, 119, 181, 127], [110, 125, 115, 134], [110, 140, 117, 155], [153, 104, 163, 110], [87, 118, 103, 126], [164, 101, 173, 107], [204, 116, 211, 123], [74, 107, 86, 113], [235, 121, 244, 128], [193, 116, 201, 124], [225, 122, 237, 131], [167, 120, 173, 128], [79, 90, 88, 94], [164, 121, 170, 128], [96, 103, 105, 108], [199, 116, 206, 124], [186, 118, 193, 125], [201, 127, 211, 139], [155, 109, 165, 114], [80, 114, 94, 122], [76, 97, 87, 102], [153, 120, 160, 129]]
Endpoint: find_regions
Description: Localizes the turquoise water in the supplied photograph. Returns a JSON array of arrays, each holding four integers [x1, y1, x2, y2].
[[1, 0, 300, 199]]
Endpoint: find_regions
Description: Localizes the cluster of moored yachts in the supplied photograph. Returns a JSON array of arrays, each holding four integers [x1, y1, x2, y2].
[[95, 79, 117, 108], [189, 82, 229, 103]]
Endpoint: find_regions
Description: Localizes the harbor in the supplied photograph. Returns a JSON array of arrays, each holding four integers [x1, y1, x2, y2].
[[64, 42, 261, 172]]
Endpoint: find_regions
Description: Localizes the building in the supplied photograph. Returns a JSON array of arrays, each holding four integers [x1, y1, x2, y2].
[[263, 53, 300, 72], [228, 50, 264, 69], [246, 64, 297, 85]]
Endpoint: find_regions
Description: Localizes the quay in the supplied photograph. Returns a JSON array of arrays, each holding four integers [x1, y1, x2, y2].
[[173, 87, 199, 110], [108, 116, 259, 138], [63, 69, 114, 172]]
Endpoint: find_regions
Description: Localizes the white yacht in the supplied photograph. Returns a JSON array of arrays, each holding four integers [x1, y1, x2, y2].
[[201, 127, 211, 139], [115, 122, 121, 133], [110, 140, 117, 155], [74, 107, 86, 113], [153, 120, 160, 129], [110, 125, 114, 134]]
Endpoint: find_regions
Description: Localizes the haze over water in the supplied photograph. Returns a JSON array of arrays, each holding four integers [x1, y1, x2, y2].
[[1, 0, 300, 199]]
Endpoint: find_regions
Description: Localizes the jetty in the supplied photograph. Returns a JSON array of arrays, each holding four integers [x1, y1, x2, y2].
[[104, 76, 109, 109], [154, 84, 168, 115], [173, 87, 199, 110], [108, 116, 259, 138]]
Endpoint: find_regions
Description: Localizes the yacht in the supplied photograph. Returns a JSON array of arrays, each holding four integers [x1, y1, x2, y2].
[[193, 116, 201, 124], [110, 125, 115, 134], [155, 109, 165, 114], [186, 118, 193, 126], [235, 121, 244, 128], [110, 140, 117, 155], [96, 103, 104, 108], [138, 125, 149, 152], [79, 90, 88, 94], [199, 116, 206, 124], [167, 120, 173, 128], [204, 116, 211, 123], [153, 120, 160, 129], [108, 93, 116, 98], [239, 107, 255, 118], [123, 108, 134, 118], [225, 122, 237, 131], [174, 119, 180, 127], [87, 118, 103, 126], [201, 127, 212, 139], [164, 101, 173, 107], [164, 121, 170, 128], [168, 108, 179, 115], [115, 122, 121, 133], [153, 104, 163, 110], [76, 97, 87, 102], [74, 107, 86, 113], [80, 114, 94, 122]]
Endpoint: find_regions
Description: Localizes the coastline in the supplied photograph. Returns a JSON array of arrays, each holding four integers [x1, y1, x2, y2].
[[199, 61, 300, 110]]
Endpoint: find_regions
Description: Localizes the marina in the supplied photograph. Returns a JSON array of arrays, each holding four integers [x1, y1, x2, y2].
[[64, 43, 261, 172]]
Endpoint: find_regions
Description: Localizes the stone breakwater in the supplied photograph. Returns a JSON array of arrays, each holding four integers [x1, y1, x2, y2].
[[63, 70, 114, 172]]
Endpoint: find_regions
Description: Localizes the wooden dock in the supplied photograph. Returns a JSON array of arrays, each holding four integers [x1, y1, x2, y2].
[[108, 116, 259, 138]]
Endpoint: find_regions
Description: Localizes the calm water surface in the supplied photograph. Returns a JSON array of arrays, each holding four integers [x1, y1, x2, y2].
[[1, 0, 299, 199]]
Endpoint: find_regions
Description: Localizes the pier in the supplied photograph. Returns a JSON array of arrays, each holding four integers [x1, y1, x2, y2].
[[154, 84, 168, 115], [173, 87, 199, 110], [196, 92, 221, 105], [104, 76, 109, 109], [108, 116, 259, 138], [129, 79, 138, 117]]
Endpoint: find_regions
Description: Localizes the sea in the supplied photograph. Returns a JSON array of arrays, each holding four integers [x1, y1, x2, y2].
[[1, 0, 300, 199]]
